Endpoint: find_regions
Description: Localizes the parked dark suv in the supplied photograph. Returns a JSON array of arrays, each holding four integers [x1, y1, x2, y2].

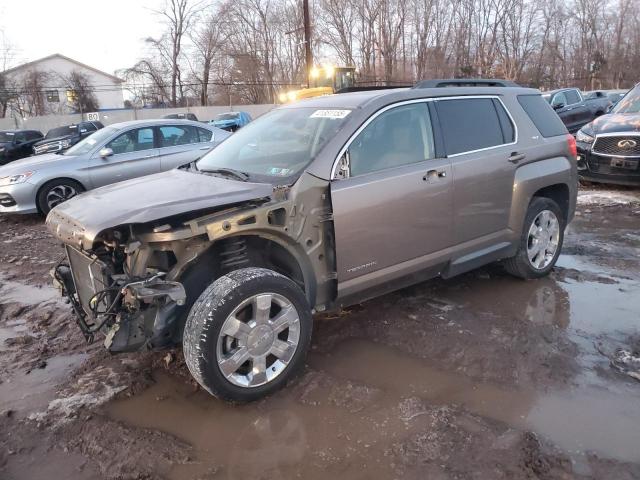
[[48, 82, 577, 402], [33, 121, 104, 155], [0, 130, 43, 165], [576, 82, 640, 186]]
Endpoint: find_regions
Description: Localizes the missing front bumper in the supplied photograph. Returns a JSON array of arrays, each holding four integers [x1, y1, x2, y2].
[[53, 250, 187, 352]]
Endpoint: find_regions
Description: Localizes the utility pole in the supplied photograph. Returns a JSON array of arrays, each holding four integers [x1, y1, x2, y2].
[[303, 0, 312, 87]]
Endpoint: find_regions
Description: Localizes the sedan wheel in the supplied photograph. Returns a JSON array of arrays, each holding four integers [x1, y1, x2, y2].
[[46, 184, 79, 210], [37, 179, 85, 215]]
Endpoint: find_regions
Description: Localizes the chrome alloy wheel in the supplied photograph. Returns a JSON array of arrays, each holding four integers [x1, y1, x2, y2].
[[46, 184, 79, 210], [216, 292, 301, 388], [527, 210, 560, 270]]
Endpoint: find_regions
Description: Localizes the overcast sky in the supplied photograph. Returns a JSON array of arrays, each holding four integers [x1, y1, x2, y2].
[[0, 0, 165, 75]]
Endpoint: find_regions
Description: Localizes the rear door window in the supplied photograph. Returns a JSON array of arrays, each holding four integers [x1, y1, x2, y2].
[[159, 125, 200, 147], [348, 102, 436, 177], [517, 95, 568, 137], [435, 98, 508, 156], [197, 127, 213, 142]]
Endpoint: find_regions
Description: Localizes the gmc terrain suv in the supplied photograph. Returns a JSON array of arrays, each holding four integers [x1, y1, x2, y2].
[[47, 83, 577, 402]]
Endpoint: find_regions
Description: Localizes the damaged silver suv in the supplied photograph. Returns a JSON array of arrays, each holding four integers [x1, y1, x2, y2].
[[47, 83, 577, 402]]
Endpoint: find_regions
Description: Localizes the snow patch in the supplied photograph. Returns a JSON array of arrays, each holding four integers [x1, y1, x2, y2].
[[578, 189, 640, 206]]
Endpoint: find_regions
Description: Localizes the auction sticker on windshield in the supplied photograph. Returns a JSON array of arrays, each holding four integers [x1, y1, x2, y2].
[[310, 109, 351, 119]]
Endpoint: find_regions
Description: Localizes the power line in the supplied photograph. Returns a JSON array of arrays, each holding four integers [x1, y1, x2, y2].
[[0, 79, 305, 96]]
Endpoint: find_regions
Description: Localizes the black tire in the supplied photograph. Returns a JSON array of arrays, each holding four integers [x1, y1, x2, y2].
[[37, 178, 84, 215], [183, 267, 312, 402], [503, 197, 565, 279]]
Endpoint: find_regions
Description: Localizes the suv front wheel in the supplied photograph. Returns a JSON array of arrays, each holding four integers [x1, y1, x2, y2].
[[503, 197, 565, 279], [183, 267, 312, 402]]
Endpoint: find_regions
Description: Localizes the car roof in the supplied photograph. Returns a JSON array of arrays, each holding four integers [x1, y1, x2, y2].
[[104, 119, 210, 130], [544, 88, 578, 95], [281, 86, 540, 111], [0, 129, 41, 133]]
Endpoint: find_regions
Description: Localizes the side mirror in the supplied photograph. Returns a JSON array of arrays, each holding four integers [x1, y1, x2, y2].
[[99, 147, 114, 158], [552, 103, 565, 110]]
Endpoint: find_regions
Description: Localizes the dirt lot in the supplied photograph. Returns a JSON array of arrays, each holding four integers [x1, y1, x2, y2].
[[1, 187, 640, 480]]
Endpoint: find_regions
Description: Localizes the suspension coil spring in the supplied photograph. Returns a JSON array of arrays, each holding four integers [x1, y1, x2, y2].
[[219, 238, 250, 271]]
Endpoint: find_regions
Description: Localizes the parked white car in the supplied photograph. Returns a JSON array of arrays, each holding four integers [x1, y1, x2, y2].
[[0, 119, 230, 214]]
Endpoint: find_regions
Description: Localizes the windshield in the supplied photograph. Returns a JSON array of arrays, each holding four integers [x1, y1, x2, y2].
[[63, 127, 117, 156], [216, 113, 239, 121], [0, 132, 16, 142], [612, 85, 640, 114], [197, 107, 352, 181], [46, 125, 77, 138]]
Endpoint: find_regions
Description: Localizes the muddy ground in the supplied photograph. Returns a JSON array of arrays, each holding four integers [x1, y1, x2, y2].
[[1, 186, 640, 480]]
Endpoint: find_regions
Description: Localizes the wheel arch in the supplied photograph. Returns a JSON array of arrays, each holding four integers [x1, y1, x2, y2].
[[510, 157, 576, 236], [178, 232, 318, 308]]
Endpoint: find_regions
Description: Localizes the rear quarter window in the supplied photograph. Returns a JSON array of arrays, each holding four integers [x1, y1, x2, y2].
[[435, 98, 509, 155], [517, 95, 568, 138]]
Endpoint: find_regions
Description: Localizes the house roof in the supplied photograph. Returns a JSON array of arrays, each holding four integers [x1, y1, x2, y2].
[[2, 53, 124, 83]]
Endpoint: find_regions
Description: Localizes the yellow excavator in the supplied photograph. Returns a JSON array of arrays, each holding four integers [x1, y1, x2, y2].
[[278, 65, 356, 103]]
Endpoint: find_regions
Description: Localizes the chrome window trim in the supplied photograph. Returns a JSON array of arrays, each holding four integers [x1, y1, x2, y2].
[[330, 95, 518, 179]]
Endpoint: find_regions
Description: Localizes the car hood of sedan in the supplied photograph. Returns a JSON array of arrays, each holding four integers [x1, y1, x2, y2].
[[0, 153, 68, 175], [588, 113, 640, 134], [46, 169, 274, 249]]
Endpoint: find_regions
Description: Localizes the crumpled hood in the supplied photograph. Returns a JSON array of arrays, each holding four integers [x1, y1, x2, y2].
[[587, 113, 640, 134], [46, 169, 273, 249], [0, 153, 67, 176]]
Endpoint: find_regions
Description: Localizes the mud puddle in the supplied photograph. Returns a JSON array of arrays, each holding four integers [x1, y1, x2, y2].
[[107, 248, 640, 477], [0, 274, 59, 305], [0, 353, 88, 416]]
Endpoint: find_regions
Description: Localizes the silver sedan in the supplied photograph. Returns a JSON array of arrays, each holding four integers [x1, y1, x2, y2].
[[0, 119, 230, 214]]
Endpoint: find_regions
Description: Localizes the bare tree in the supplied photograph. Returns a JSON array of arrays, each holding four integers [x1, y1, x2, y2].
[[152, 0, 204, 106], [65, 70, 99, 114]]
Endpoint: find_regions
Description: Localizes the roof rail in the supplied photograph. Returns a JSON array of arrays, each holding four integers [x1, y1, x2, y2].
[[335, 85, 412, 94], [414, 79, 520, 88]]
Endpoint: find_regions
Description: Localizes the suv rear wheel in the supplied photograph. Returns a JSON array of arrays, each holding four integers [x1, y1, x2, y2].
[[183, 267, 312, 402], [503, 197, 564, 279]]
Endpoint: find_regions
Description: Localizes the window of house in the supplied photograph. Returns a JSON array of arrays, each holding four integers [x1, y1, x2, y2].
[[46, 90, 60, 103]]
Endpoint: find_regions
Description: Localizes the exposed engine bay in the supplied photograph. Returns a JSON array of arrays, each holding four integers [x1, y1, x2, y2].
[[47, 172, 337, 353]]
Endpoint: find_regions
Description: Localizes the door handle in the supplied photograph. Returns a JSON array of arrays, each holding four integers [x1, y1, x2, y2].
[[423, 169, 447, 182], [508, 152, 526, 164]]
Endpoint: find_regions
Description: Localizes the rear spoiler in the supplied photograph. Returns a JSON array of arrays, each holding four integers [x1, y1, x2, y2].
[[414, 79, 520, 88]]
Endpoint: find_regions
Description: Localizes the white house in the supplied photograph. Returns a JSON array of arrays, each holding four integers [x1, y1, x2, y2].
[[2, 53, 125, 114]]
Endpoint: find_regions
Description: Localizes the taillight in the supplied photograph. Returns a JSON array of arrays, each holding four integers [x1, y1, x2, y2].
[[567, 134, 577, 159]]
